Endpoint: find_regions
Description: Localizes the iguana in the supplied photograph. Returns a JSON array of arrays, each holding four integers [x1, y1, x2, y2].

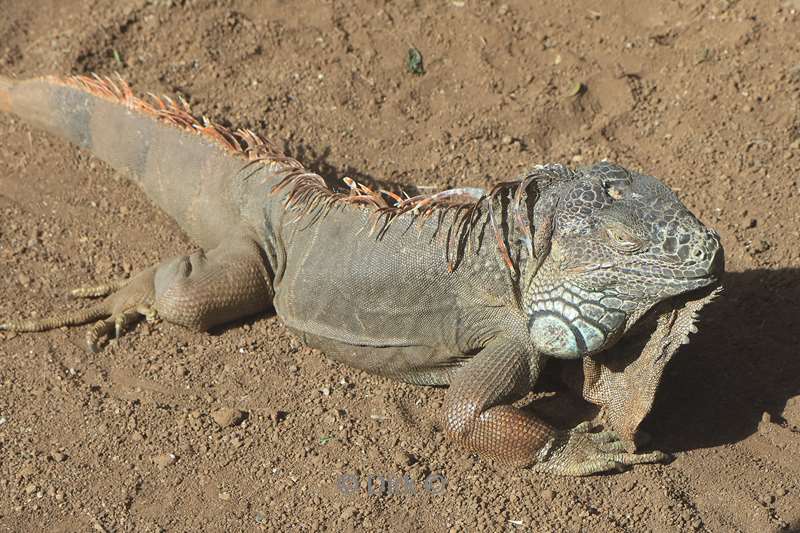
[[0, 74, 723, 476]]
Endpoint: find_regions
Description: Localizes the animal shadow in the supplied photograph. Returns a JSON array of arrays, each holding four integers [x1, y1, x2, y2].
[[282, 140, 423, 196], [643, 267, 800, 452]]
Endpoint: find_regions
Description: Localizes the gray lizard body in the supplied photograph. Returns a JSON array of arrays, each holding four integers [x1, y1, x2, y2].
[[0, 74, 723, 475]]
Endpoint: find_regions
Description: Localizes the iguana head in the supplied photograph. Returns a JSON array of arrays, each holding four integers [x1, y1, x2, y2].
[[522, 162, 723, 359]]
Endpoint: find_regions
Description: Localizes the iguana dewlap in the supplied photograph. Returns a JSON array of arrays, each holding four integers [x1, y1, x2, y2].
[[0, 74, 723, 475]]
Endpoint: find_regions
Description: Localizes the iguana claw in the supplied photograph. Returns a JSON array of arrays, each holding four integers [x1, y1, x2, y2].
[[532, 422, 671, 476], [85, 307, 145, 352]]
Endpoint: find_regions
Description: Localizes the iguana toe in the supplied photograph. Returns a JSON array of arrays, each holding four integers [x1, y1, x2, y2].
[[597, 440, 628, 453], [1, 268, 157, 352], [0, 305, 108, 333], [70, 280, 128, 299], [588, 430, 620, 444], [571, 420, 598, 433]]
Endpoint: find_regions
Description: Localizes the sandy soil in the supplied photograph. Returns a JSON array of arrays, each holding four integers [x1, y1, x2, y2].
[[1, 0, 799, 531]]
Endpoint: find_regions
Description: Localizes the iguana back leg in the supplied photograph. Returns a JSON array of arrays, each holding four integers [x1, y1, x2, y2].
[[1, 234, 274, 351]]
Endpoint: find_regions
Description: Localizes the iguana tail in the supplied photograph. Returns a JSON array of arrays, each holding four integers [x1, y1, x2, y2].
[[0, 73, 283, 248]]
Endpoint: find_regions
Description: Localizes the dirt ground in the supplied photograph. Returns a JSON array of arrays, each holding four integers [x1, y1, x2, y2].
[[1, 0, 799, 531]]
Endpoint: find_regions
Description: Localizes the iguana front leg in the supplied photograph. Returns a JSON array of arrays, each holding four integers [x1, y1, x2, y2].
[[1, 234, 273, 351], [443, 337, 668, 475]]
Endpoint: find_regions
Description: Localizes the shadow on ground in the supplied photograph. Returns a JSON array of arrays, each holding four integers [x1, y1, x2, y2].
[[643, 267, 800, 452], [283, 141, 424, 196]]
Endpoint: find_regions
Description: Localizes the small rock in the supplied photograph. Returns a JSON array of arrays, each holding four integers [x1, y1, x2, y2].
[[255, 512, 267, 524], [211, 408, 247, 428], [776, 488, 788, 497], [340, 506, 357, 520], [393, 450, 416, 466], [753, 240, 771, 254], [498, 4, 509, 15], [51, 452, 67, 462], [743, 218, 757, 229], [501, 134, 513, 145], [320, 386, 331, 396], [758, 412, 775, 436], [24, 483, 37, 495], [540, 489, 556, 502], [17, 273, 31, 287], [218, 491, 231, 501], [152, 453, 177, 467]]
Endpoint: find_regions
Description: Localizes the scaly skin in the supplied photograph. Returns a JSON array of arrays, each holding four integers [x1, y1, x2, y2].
[[0, 74, 724, 475]]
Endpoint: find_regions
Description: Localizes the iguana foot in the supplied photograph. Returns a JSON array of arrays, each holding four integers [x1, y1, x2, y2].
[[1, 236, 274, 351], [532, 421, 670, 476], [0, 267, 158, 352]]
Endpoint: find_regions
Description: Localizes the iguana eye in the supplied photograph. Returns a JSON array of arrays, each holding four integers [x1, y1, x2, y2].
[[606, 227, 642, 253], [602, 180, 625, 200]]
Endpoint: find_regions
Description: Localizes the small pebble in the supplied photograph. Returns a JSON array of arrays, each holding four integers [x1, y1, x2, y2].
[[501, 134, 513, 145], [51, 452, 67, 462], [218, 491, 231, 501], [540, 489, 556, 502], [24, 483, 37, 495], [152, 453, 177, 467], [393, 450, 416, 466], [211, 408, 247, 428]]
